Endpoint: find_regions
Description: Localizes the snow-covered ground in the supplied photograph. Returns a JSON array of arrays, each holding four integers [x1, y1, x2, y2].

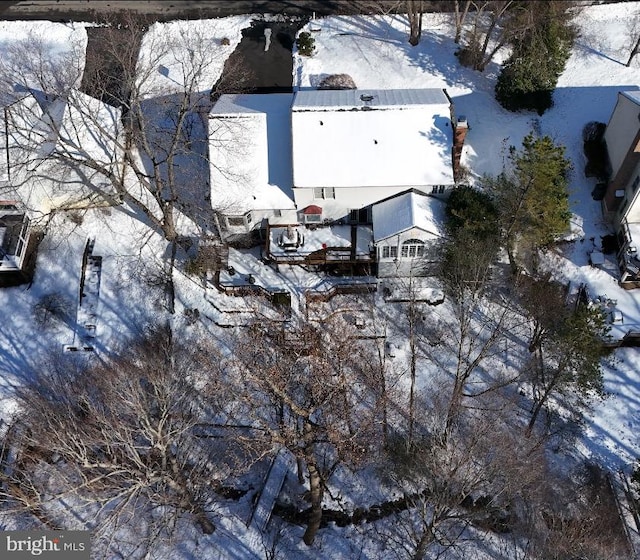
[[1, 2, 640, 557], [292, 2, 640, 473]]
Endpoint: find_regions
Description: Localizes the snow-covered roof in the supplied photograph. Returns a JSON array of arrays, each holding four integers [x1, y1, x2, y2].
[[372, 189, 446, 242], [209, 93, 295, 213], [291, 88, 454, 188], [2, 89, 122, 213]]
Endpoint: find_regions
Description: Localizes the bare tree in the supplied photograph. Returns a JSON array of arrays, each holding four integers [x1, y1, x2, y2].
[[407, 0, 425, 46], [453, 0, 473, 44], [456, 1, 520, 72], [376, 404, 548, 560], [625, 8, 640, 66], [229, 319, 383, 546], [431, 224, 524, 435], [3, 326, 228, 551], [517, 277, 608, 437], [455, 1, 577, 73], [0, 16, 246, 312]]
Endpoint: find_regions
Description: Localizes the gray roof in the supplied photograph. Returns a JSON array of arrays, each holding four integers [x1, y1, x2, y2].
[[621, 90, 640, 106], [292, 88, 450, 111]]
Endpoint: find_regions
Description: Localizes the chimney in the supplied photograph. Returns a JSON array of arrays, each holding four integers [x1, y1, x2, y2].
[[452, 116, 468, 183]]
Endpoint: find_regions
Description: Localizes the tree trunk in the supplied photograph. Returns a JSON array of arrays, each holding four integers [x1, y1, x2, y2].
[[408, 296, 417, 446], [303, 459, 324, 546], [166, 237, 177, 314], [454, 0, 471, 44], [627, 35, 640, 67], [413, 529, 434, 560], [407, 0, 423, 46]]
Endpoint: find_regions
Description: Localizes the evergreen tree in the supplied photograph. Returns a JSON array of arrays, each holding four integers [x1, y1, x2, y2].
[[445, 185, 499, 240], [489, 133, 572, 272], [495, 2, 575, 114]]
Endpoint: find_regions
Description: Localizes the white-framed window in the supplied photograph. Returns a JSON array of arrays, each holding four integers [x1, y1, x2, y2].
[[305, 213, 322, 223], [381, 245, 398, 259], [245, 212, 252, 224], [313, 187, 335, 200], [431, 185, 446, 194], [401, 239, 425, 258]]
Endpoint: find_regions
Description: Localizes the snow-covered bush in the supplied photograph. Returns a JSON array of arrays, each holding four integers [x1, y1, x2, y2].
[[318, 73, 356, 90]]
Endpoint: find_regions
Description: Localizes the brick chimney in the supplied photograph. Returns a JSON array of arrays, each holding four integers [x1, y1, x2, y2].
[[452, 116, 468, 183]]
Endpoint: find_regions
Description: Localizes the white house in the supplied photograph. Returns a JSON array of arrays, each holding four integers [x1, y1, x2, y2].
[[0, 88, 122, 282], [372, 189, 446, 277], [602, 91, 640, 287], [3, 89, 122, 213], [208, 88, 463, 276], [209, 93, 297, 237], [290, 88, 456, 223]]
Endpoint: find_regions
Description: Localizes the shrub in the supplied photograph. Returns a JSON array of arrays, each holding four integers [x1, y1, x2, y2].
[[582, 122, 610, 180], [33, 292, 72, 329], [446, 186, 499, 241], [318, 74, 356, 90], [455, 42, 482, 69], [296, 32, 315, 57]]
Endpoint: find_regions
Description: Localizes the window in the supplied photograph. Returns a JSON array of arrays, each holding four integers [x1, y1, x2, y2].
[[305, 214, 322, 223], [313, 187, 335, 200], [350, 207, 370, 224], [226, 216, 244, 227], [382, 245, 398, 259], [401, 239, 425, 258], [245, 212, 252, 224], [431, 184, 446, 194]]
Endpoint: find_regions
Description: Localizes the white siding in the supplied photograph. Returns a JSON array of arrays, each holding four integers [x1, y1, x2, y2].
[[376, 226, 440, 278]]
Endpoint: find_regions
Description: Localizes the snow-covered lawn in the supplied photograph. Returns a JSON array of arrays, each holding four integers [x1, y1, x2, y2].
[[1, 3, 640, 557]]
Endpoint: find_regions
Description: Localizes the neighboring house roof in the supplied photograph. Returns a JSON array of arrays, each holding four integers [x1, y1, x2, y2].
[[291, 88, 454, 189], [209, 93, 295, 214], [2, 89, 122, 213], [372, 189, 446, 242]]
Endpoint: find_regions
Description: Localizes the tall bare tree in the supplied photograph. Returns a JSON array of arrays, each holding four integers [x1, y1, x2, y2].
[[0, 16, 246, 312], [3, 326, 228, 552], [625, 7, 640, 66], [517, 278, 608, 437], [376, 404, 548, 560], [229, 319, 383, 546]]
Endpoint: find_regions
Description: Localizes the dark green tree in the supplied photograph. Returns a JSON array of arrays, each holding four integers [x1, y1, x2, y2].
[[440, 186, 500, 302], [495, 2, 575, 114], [488, 133, 572, 272], [445, 185, 499, 240]]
